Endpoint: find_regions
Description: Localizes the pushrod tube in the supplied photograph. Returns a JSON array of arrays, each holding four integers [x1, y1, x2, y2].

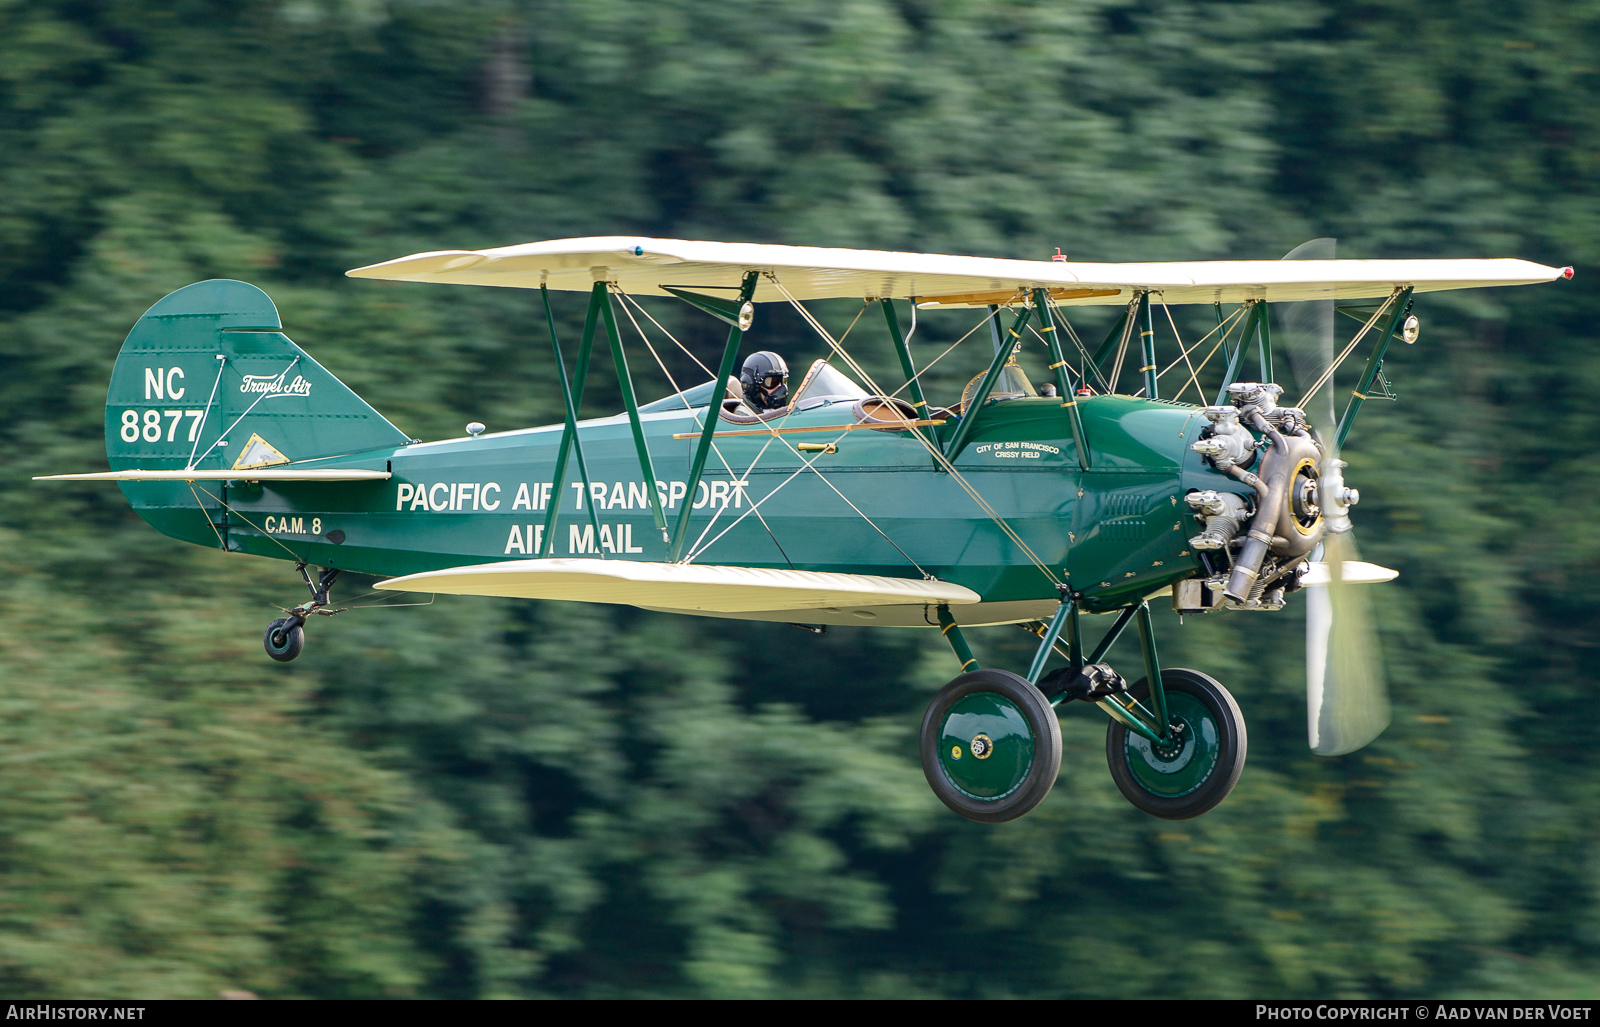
[[1224, 412, 1291, 601], [1090, 305, 1132, 369], [1257, 296, 1274, 383], [1216, 301, 1261, 404]]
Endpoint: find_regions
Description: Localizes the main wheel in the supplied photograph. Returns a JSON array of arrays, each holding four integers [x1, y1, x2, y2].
[[1106, 669, 1245, 820], [920, 669, 1062, 823], [264, 617, 305, 663]]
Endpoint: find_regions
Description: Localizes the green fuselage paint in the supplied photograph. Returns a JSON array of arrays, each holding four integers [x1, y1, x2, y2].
[[106, 280, 1251, 613]]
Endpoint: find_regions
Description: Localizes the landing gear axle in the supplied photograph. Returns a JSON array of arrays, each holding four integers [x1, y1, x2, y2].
[[1106, 669, 1246, 819]]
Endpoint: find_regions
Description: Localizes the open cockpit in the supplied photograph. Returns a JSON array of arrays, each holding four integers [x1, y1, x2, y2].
[[635, 356, 1044, 430]]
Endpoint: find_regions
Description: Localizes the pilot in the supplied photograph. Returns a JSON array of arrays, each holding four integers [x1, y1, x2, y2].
[[740, 351, 790, 412]]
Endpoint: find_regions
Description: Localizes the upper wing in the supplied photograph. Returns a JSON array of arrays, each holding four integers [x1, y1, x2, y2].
[[374, 557, 980, 612], [346, 236, 1570, 307]]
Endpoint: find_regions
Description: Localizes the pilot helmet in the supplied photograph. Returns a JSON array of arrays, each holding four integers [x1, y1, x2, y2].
[[740, 351, 790, 409]]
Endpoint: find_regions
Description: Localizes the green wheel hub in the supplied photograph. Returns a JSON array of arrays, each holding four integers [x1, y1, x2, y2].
[[1122, 692, 1220, 798], [938, 691, 1036, 800]]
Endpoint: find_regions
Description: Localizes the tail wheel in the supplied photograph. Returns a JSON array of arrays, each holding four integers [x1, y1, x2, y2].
[[1106, 669, 1245, 820], [264, 617, 305, 663], [920, 669, 1062, 823]]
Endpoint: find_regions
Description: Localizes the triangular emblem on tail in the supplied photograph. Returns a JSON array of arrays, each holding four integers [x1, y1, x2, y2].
[[232, 433, 290, 470]]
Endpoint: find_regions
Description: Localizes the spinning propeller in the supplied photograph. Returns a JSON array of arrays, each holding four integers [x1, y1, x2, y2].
[[1277, 239, 1395, 755]]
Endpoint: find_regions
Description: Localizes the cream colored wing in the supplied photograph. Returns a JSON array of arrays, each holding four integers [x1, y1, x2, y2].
[[375, 558, 980, 612], [346, 236, 1570, 307]]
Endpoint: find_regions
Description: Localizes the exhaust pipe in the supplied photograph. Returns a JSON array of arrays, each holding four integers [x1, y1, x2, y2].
[[1224, 411, 1292, 602]]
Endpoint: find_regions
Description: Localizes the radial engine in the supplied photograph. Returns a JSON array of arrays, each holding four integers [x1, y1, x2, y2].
[[1173, 382, 1357, 613]]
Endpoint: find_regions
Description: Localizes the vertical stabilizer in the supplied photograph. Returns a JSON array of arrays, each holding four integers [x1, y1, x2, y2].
[[105, 279, 408, 546]]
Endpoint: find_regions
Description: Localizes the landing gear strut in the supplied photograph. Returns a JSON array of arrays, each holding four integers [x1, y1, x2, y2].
[[263, 562, 340, 663], [922, 594, 1247, 822]]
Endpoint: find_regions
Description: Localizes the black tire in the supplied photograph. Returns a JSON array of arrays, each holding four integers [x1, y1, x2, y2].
[[1106, 668, 1245, 820], [263, 617, 305, 663], [920, 669, 1062, 823]]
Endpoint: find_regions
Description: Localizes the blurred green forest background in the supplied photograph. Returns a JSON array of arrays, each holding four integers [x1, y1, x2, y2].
[[2, 0, 1598, 998]]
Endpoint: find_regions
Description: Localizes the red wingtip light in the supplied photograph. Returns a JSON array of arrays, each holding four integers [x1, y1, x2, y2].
[[1563, 266, 1575, 279]]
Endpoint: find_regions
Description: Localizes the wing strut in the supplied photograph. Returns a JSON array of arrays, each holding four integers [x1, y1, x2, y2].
[[945, 305, 1032, 461], [1031, 289, 1091, 471], [1137, 291, 1158, 400], [881, 300, 937, 460], [1335, 288, 1413, 450], [539, 283, 606, 557], [600, 286, 671, 540], [670, 270, 760, 561]]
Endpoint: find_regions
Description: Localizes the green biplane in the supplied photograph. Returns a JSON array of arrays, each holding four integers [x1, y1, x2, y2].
[[39, 238, 1571, 822]]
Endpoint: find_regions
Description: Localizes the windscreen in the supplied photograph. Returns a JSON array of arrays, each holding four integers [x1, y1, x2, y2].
[[791, 361, 869, 405]]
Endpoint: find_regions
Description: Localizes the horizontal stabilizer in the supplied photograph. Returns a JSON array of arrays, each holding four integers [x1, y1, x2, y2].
[[1301, 561, 1398, 586], [374, 558, 981, 612], [36, 469, 390, 482]]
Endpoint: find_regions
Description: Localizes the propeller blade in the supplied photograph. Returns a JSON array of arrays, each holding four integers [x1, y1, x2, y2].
[[1301, 560, 1397, 586], [1278, 237, 1338, 429], [1305, 531, 1391, 755], [1273, 240, 1393, 755]]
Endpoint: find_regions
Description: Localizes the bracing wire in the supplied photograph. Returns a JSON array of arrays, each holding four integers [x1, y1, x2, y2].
[[615, 287, 870, 569], [1158, 297, 1206, 403], [1294, 289, 1401, 411], [666, 296, 974, 572], [688, 438, 853, 558], [1108, 298, 1138, 392], [1153, 303, 1246, 382], [614, 287, 885, 569], [185, 356, 228, 469], [189, 482, 306, 562], [611, 287, 794, 564], [1131, 303, 1250, 404], [187, 481, 228, 551], [880, 310, 994, 404], [768, 276, 1063, 587], [188, 356, 301, 468]]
